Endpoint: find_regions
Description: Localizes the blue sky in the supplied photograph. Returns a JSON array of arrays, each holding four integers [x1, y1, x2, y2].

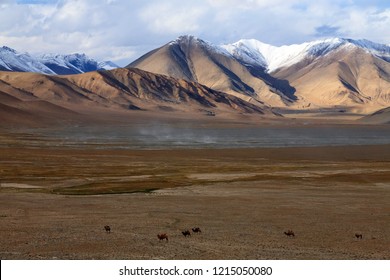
[[1, 0, 390, 65]]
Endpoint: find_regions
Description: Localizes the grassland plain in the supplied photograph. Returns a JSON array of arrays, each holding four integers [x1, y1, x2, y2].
[[1, 137, 390, 259]]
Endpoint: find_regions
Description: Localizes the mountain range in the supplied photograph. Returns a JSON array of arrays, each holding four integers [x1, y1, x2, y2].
[[1, 36, 390, 126], [0, 67, 268, 126], [130, 36, 390, 114], [0, 46, 119, 75]]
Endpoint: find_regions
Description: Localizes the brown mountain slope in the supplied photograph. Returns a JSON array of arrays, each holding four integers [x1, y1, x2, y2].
[[0, 89, 82, 126], [272, 47, 390, 114], [129, 36, 390, 116], [67, 68, 268, 114], [128, 36, 295, 107], [0, 68, 270, 126], [359, 107, 390, 124]]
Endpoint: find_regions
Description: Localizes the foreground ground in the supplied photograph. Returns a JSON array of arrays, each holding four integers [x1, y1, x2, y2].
[[0, 139, 390, 259]]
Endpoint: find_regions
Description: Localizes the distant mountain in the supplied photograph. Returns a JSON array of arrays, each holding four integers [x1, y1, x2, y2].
[[130, 36, 390, 114], [0, 68, 269, 126], [2, 36, 390, 124], [360, 107, 390, 124], [128, 35, 296, 108], [279, 40, 390, 113], [0, 46, 54, 74], [0, 46, 119, 75], [37, 53, 109, 75], [222, 38, 390, 73], [98, 61, 119, 70]]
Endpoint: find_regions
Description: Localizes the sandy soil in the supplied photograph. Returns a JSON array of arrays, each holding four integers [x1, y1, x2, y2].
[[1, 144, 390, 260]]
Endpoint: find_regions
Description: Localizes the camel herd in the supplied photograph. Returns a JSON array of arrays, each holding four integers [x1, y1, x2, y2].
[[158, 227, 203, 241], [282, 230, 364, 240], [104, 225, 363, 241], [103, 225, 202, 241], [181, 227, 202, 238]]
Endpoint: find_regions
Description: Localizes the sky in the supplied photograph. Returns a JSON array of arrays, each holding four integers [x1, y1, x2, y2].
[[1, 0, 390, 66]]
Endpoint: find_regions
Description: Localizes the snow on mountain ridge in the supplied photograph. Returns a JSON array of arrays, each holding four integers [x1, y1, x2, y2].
[[0, 46, 55, 74], [222, 40, 268, 68], [222, 38, 390, 72], [345, 39, 390, 60], [37, 53, 102, 74], [222, 38, 344, 72], [169, 35, 232, 57], [1, 46, 17, 54], [98, 61, 119, 70], [0, 47, 118, 74]]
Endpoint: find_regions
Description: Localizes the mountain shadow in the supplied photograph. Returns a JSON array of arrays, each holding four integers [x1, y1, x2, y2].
[[243, 64, 297, 101]]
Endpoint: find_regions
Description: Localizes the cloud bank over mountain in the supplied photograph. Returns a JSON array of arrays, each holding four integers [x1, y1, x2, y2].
[[1, 0, 389, 66]]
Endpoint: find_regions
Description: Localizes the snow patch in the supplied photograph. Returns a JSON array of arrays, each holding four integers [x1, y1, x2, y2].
[[98, 61, 119, 70], [170, 35, 232, 57]]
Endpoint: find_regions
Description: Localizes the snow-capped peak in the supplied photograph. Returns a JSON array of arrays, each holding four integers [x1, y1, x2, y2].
[[344, 39, 390, 56], [222, 38, 346, 72], [37, 53, 101, 74], [170, 35, 200, 44], [1, 46, 17, 54], [0, 46, 55, 74], [222, 38, 390, 72], [170, 35, 232, 57], [98, 61, 119, 70], [0, 46, 118, 75]]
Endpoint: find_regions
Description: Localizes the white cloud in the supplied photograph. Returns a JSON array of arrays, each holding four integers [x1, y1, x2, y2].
[[352, 9, 390, 42], [208, 0, 304, 9], [0, 0, 389, 66], [140, 2, 205, 34]]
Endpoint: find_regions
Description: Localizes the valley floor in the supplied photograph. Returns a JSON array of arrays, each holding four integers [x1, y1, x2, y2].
[[1, 139, 390, 259]]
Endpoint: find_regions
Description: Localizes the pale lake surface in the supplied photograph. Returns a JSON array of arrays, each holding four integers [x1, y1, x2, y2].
[[3, 123, 390, 149]]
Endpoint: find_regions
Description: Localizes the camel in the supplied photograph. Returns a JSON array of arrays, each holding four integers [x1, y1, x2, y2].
[[104, 225, 111, 233], [182, 230, 191, 237], [284, 230, 295, 237], [355, 233, 363, 239], [157, 233, 168, 241], [192, 227, 202, 233]]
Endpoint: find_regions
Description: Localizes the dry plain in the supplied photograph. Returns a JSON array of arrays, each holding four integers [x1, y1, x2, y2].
[[0, 127, 390, 260]]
